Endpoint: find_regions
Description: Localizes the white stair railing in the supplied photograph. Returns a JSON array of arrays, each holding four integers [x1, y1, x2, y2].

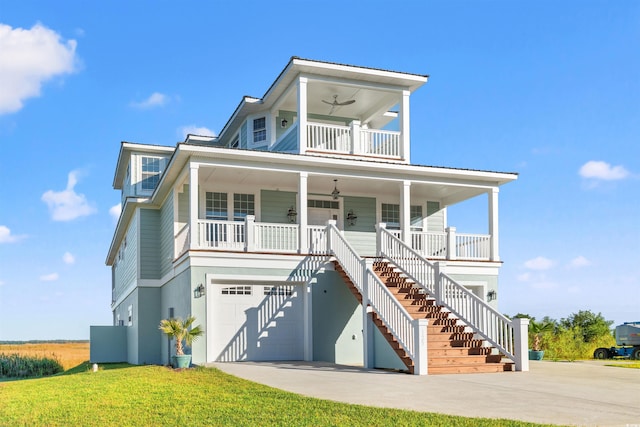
[[378, 226, 522, 366], [328, 223, 424, 373]]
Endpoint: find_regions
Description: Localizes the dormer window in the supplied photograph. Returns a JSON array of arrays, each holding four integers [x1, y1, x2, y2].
[[141, 157, 161, 191], [253, 117, 266, 144]]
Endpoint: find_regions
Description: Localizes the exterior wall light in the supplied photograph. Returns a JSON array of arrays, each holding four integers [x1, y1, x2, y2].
[[331, 179, 340, 199], [281, 118, 288, 128], [287, 206, 297, 223], [487, 290, 497, 302], [194, 284, 205, 299], [346, 209, 358, 226]]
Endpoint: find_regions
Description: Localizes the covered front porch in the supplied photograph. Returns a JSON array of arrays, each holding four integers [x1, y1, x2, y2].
[[171, 157, 504, 263]]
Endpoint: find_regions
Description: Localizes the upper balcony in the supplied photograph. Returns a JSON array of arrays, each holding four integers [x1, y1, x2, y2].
[[213, 57, 428, 164]]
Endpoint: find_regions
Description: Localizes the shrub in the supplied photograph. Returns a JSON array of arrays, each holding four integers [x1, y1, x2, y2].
[[0, 353, 63, 379]]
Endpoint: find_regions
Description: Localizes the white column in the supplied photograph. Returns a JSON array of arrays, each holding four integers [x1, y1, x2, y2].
[[297, 76, 308, 154], [400, 90, 410, 163], [362, 259, 373, 368], [446, 226, 457, 260], [513, 317, 530, 372], [298, 172, 308, 253], [245, 215, 255, 252], [303, 280, 313, 361], [489, 188, 500, 261], [351, 120, 361, 155], [412, 318, 428, 375], [189, 164, 199, 249], [400, 180, 411, 246], [434, 261, 446, 305]]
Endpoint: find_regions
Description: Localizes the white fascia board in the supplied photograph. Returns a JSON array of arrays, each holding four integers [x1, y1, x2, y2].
[[113, 142, 176, 189], [179, 144, 517, 187], [291, 58, 428, 92]]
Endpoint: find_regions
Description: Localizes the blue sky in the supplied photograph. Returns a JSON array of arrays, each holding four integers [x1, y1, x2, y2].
[[0, 1, 638, 340]]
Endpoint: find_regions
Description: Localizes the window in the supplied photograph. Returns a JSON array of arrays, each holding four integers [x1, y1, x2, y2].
[[233, 194, 255, 221], [410, 205, 423, 231], [221, 286, 252, 295], [253, 117, 266, 143], [308, 199, 339, 209], [264, 286, 293, 296], [206, 192, 228, 220], [381, 203, 400, 229], [141, 157, 162, 191]]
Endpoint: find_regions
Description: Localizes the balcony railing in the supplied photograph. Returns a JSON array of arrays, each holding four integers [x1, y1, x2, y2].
[[184, 218, 492, 261], [306, 121, 402, 159]]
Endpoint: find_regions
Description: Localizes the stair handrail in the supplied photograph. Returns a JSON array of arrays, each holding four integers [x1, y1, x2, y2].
[[378, 227, 517, 361], [328, 224, 417, 362]]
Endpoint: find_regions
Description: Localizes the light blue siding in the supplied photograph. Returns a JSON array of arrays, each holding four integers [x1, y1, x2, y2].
[[240, 122, 248, 148], [261, 189, 296, 223], [113, 211, 138, 302], [139, 209, 161, 279], [427, 201, 444, 232], [160, 191, 174, 277]]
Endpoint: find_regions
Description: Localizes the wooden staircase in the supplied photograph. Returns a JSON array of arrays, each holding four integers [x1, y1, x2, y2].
[[333, 260, 514, 374]]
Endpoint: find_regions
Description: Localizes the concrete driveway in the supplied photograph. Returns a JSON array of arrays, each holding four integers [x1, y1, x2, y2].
[[212, 360, 640, 427]]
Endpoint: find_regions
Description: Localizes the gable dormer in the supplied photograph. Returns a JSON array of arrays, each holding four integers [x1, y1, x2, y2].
[[212, 57, 428, 163], [113, 142, 175, 204]]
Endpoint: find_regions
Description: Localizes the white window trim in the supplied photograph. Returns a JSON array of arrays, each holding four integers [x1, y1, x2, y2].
[[248, 114, 269, 148]]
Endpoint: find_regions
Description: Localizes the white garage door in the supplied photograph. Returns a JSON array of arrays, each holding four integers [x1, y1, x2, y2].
[[209, 284, 304, 362]]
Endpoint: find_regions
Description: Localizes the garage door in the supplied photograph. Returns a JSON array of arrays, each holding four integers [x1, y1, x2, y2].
[[209, 284, 304, 362]]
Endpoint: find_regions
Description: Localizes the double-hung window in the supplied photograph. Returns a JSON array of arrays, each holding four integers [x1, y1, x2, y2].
[[253, 117, 266, 144], [381, 204, 423, 230], [381, 203, 400, 229], [233, 193, 255, 221], [206, 192, 228, 220], [141, 157, 161, 191]]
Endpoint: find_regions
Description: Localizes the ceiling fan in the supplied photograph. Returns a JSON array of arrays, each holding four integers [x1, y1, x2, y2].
[[322, 95, 355, 114]]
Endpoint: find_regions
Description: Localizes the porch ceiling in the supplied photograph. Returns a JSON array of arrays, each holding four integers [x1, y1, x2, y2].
[[198, 166, 490, 205], [277, 82, 399, 128]]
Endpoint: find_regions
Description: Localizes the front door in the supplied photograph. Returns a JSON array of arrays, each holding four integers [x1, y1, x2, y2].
[[307, 198, 342, 228]]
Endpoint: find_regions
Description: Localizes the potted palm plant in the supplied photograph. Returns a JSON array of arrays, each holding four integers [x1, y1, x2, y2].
[[529, 319, 553, 360], [159, 316, 204, 368]]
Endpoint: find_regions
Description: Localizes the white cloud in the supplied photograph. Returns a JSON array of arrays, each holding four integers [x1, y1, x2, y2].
[[579, 161, 630, 181], [568, 255, 591, 269], [179, 125, 215, 139], [40, 273, 59, 282], [0, 225, 26, 243], [0, 23, 77, 115], [530, 281, 556, 290], [524, 256, 554, 271], [130, 92, 168, 109], [109, 203, 122, 221], [63, 252, 75, 265], [41, 170, 97, 221]]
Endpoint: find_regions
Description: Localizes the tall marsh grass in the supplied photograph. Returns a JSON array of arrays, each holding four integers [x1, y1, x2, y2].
[[0, 353, 63, 378]]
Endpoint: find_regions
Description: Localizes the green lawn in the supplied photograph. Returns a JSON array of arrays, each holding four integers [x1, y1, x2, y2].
[[0, 363, 557, 426]]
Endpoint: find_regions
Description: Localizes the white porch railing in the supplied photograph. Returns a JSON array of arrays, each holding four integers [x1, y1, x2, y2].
[[384, 228, 491, 261], [197, 220, 246, 250], [378, 226, 526, 370], [456, 233, 491, 260], [254, 222, 298, 252], [307, 122, 351, 153], [328, 223, 426, 374], [306, 121, 402, 160], [360, 129, 401, 158]]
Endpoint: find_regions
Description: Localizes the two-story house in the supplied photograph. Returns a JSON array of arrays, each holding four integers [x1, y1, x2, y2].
[[90, 57, 529, 375]]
